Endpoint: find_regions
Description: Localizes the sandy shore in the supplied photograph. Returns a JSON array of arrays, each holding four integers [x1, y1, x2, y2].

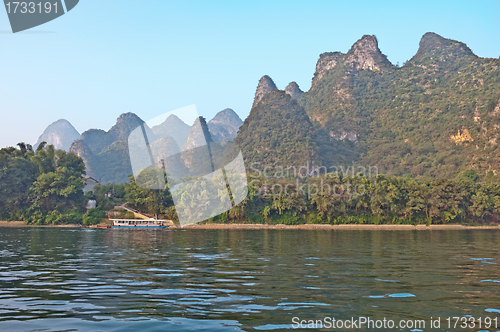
[[0, 221, 82, 228], [1, 220, 499, 230]]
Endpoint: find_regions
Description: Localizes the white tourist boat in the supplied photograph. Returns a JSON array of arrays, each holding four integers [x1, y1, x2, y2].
[[110, 218, 170, 228]]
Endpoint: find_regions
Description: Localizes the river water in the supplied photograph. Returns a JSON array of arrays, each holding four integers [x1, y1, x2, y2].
[[0, 228, 499, 331]]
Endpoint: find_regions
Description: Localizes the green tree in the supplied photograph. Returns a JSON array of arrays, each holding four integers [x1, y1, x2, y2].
[[29, 166, 85, 213], [126, 169, 174, 217], [0, 150, 39, 218]]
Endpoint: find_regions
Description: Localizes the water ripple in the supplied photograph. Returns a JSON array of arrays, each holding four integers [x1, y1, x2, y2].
[[0, 228, 499, 331]]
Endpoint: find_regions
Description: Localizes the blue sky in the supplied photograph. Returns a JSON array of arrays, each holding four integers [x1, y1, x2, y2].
[[0, 0, 499, 148]]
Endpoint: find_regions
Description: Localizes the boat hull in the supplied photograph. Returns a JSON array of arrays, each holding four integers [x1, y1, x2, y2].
[[112, 225, 168, 229]]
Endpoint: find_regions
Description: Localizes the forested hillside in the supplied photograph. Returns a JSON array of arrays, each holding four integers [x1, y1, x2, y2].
[[235, 84, 321, 169], [304, 32, 500, 179], [238, 33, 500, 181]]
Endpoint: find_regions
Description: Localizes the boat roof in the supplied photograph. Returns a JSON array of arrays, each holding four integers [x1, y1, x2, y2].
[[110, 219, 169, 222]]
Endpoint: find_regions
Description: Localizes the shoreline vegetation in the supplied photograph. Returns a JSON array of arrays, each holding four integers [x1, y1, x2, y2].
[[182, 223, 500, 230], [1, 220, 499, 230], [3, 143, 500, 228]]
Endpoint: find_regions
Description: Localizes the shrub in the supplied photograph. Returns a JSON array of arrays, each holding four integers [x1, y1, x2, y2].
[[83, 208, 107, 225]]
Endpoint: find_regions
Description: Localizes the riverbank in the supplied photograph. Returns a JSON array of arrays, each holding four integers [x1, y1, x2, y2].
[[0, 221, 82, 228], [180, 223, 500, 230], [2, 220, 499, 230]]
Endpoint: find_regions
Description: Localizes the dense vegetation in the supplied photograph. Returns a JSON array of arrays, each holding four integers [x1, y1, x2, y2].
[[2, 142, 500, 226], [302, 33, 500, 180], [0, 143, 176, 225], [0, 142, 94, 224], [208, 170, 500, 226], [76, 167, 500, 226]]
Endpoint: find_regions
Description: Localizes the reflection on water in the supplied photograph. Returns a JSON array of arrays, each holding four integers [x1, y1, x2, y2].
[[0, 228, 499, 331]]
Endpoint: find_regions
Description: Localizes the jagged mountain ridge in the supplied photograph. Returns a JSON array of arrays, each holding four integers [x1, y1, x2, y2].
[[70, 113, 144, 184], [77, 113, 145, 156], [243, 32, 500, 179], [69, 109, 242, 184]]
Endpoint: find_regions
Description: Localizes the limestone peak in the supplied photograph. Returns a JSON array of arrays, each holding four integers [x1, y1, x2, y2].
[[345, 34, 391, 71], [285, 82, 304, 100], [253, 75, 278, 107]]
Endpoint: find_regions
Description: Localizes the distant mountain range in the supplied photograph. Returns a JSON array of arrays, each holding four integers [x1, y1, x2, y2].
[[35, 109, 243, 184], [35, 32, 500, 183]]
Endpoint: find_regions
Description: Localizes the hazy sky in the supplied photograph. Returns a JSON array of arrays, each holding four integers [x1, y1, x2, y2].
[[0, 0, 499, 148]]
